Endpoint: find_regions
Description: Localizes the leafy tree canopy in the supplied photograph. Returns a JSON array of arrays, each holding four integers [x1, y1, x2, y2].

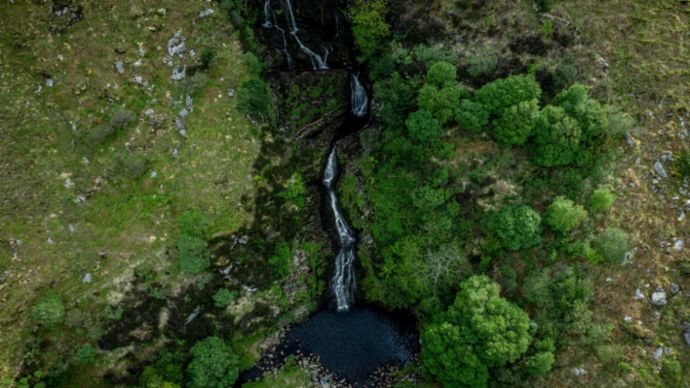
[[187, 337, 239, 388], [488, 205, 542, 250]]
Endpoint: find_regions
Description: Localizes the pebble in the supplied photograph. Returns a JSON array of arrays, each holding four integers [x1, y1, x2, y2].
[[670, 283, 680, 295], [83, 273, 92, 283], [651, 291, 667, 306], [573, 367, 587, 376], [654, 161, 668, 178], [64, 177, 73, 189], [114, 61, 124, 74], [46, 78, 54, 87], [634, 288, 645, 300], [199, 8, 214, 17]]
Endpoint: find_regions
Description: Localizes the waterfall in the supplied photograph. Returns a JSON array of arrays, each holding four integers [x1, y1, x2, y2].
[[283, 0, 329, 70], [271, 11, 295, 70], [350, 73, 368, 118], [323, 147, 356, 311], [262, 0, 273, 28]]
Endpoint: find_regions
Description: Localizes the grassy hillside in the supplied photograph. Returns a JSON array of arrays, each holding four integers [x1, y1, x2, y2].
[[0, 0, 259, 379]]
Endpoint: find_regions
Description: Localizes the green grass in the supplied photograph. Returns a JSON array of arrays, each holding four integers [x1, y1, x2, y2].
[[0, 0, 259, 378]]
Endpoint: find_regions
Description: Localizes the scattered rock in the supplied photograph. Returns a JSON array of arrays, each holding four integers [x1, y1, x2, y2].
[[572, 367, 587, 377], [651, 291, 667, 306], [634, 288, 645, 300], [672, 238, 684, 251], [654, 161, 668, 178], [64, 177, 73, 189], [46, 78, 54, 87], [670, 283, 680, 295], [83, 273, 92, 283], [167, 31, 186, 57], [0, 271, 10, 285], [227, 88, 235, 97], [624, 315, 633, 323], [114, 61, 124, 74], [170, 65, 186, 81], [198, 8, 214, 18]]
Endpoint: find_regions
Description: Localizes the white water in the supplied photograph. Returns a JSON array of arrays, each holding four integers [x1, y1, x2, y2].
[[262, 0, 273, 28], [351, 74, 368, 117], [323, 147, 356, 311], [284, 0, 329, 70]]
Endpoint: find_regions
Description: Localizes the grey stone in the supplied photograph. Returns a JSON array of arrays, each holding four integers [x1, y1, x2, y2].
[[114, 61, 124, 74], [651, 291, 667, 306], [572, 367, 587, 377], [198, 8, 214, 17], [82, 273, 92, 283], [46, 78, 54, 87], [654, 161, 668, 178], [0, 271, 9, 285], [170, 65, 186, 81], [670, 283, 680, 295], [634, 288, 645, 300], [167, 31, 186, 57]]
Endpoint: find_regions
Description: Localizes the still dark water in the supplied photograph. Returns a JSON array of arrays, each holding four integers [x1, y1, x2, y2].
[[238, 305, 418, 386]]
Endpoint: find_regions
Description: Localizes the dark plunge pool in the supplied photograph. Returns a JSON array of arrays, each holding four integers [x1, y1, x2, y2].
[[239, 305, 419, 386]]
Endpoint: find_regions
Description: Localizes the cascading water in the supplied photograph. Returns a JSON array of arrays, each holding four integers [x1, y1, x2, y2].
[[323, 147, 356, 311], [350, 73, 368, 118], [261, 0, 273, 28]]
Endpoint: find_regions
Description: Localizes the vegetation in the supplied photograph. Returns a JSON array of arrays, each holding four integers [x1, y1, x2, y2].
[[178, 210, 212, 273], [545, 196, 588, 234], [187, 337, 240, 388], [31, 294, 65, 328], [488, 205, 542, 250]]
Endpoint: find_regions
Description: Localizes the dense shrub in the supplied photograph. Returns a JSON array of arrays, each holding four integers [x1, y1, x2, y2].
[[212, 289, 237, 308], [593, 227, 632, 263], [557, 83, 608, 140], [349, 0, 390, 59], [238, 77, 275, 123], [268, 241, 294, 280], [417, 83, 466, 124], [405, 110, 443, 144], [532, 105, 582, 166], [487, 205, 542, 250], [589, 188, 615, 212], [73, 344, 98, 366], [545, 196, 588, 234], [31, 294, 65, 327], [426, 61, 457, 87], [526, 351, 555, 376], [455, 99, 489, 132], [187, 337, 239, 388], [277, 173, 306, 210], [660, 359, 683, 386], [474, 75, 542, 117], [140, 349, 184, 387], [373, 72, 419, 128], [421, 323, 489, 387], [178, 210, 211, 274], [492, 99, 539, 145]]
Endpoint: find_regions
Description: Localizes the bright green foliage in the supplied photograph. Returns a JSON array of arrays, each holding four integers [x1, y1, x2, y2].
[[545, 196, 588, 234], [418, 83, 466, 124], [349, 0, 390, 58], [448, 276, 532, 367], [421, 322, 489, 387], [492, 99, 539, 145], [557, 83, 608, 139], [488, 205, 542, 250], [589, 188, 615, 212], [187, 337, 240, 388], [526, 351, 555, 376], [178, 210, 211, 274], [426, 61, 457, 87], [238, 77, 275, 123], [474, 75, 542, 117], [278, 173, 306, 210], [455, 99, 489, 132], [31, 294, 64, 327], [268, 241, 294, 280], [212, 289, 237, 308], [593, 227, 632, 263], [405, 110, 443, 144], [532, 105, 582, 166], [422, 276, 531, 386], [73, 344, 98, 366]]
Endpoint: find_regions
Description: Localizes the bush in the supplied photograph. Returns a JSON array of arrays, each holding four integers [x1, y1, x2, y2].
[[349, 0, 390, 59], [73, 344, 98, 366], [110, 108, 136, 130], [268, 241, 294, 280], [466, 48, 500, 79], [492, 99, 539, 145], [475, 75, 542, 117], [660, 359, 682, 386], [277, 173, 306, 210], [545, 196, 588, 234], [31, 294, 65, 327], [455, 99, 489, 132], [532, 105, 582, 167], [140, 349, 184, 387], [373, 72, 419, 128], [238, 76, 275, 123], [187, 337, 239, 388], [212, 289, 237, 308], [200, 48, 216, 70], [178, 210, 211, 274], [674, 149, 690, 179], [487, 205, 542, 250], [526, 351, 555, 376], [421, 323, 489, 387], [418, 83, 466, 124], [426, 61, 457, 87], [593, 227, 632, 263], [589, 188, 615, 212], [406, 110, 443, 144]]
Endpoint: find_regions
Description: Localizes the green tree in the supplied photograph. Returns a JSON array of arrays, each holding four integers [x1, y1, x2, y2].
[[426, 61, 457, 87], [488, 205, 542, 250], [545, 196, 588, 234], [526, 351, 555, 376], [475, 75, 542, 117], [589, 188, 615, 212], [73, 344, 98, 366], [492, 99, 540, 145], [593, 227, 632, 263], [31, 294, 64, 327], [455, 99, 489, 132], [212, 289, 237, 308], [556, 83, 608, 140], [187, 337, 239, 388], [418, 83, 466, 124], [532, 105, 582, 166], [405, 110, 443, 144], [349, 0, 390, 58], [421, 323, 489, 387], [237, 77, 275, 123]]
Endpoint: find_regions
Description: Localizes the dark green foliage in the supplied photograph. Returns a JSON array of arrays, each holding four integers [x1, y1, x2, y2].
[[212, 289, 237, 308], [589, 188, 615, 212], [674, 149, 690, 179], [422, 276, 531, 386], [545, 196, 588, 234], [466, 48, 500, 79], [536, 0, 555, 12], [557, 84, 608, 140], [417, 83, 466, 124], [187, 337, 239, 388], [474, 75, 542, 117], [87, 108, 135, 145], [492, 99, 539, 145], [31, 294, 64, 327], [526, 351, 555, 376], [405, 110, 443, 144], [140, 349, 184, 387], [178, 210, 211, 274], [373, 72, 419, 128], [72, 344, 97, 366], [349, 0, 390, 59], [426, 61, 457, 87], [593, 227, 632, 263], [532, 105, 582, 166], [238, 77, 275, 123], [277, 173, 306, 210], [242, 52, 264, 75], [200, 48, 216, 70], [455, 99, 489, 132], [182, 73, 210, 97], [268, 241, 294, 280], [487, 205, 542, 250], [660, 359, 682, 386]]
